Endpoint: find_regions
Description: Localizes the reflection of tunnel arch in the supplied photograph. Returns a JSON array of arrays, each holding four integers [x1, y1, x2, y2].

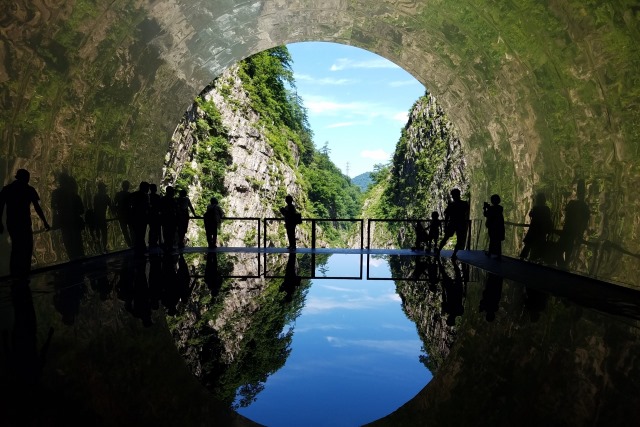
[[1, 2, 639, 284]]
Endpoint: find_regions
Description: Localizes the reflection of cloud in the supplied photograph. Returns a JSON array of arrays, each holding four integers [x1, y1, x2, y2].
[[295, 73, 355, 85], [330, 58, 399, 71], [369, 257, 386, 267], [326, 336, 421, 357], [361, 149, 390, 161], [304, 293, 399, 314], [296, 323, 348, 333], [322, 285, 361, 292]]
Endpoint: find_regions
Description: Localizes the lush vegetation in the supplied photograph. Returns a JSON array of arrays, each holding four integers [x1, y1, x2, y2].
[[174, 46, 363, 245]]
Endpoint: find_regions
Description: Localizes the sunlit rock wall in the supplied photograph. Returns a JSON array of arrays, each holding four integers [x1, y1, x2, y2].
[[1, 0, 639, 286]]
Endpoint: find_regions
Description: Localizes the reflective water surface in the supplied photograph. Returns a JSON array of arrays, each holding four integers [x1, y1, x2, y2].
[[1, 250, 640, 426]]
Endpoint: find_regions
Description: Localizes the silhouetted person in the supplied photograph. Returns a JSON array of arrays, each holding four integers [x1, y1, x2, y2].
[[130, 181, 150, 255], [177, 189, 196, 249], [93, 182, 112, 253], [479, 273, 503, 322], [439, 259, 465, 326], [437, 188, 470, 259], [519, 192, 553, 262], [279, 195, 299, 250], [0, 169, 50, 277], [411, 221, 428, 251], [557, 180, 590, 267], [203, 197, 224, 248], [148, 183, 162, 250], [114, 180, 133, 247], [426, 257, 440, 293], [426, 211, 441, 252], [483, 194, 505, 260], [159, 186, 178, 253]]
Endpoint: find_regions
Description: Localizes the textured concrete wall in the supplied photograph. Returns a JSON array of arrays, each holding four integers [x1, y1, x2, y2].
[[1, 0, 639, 285]]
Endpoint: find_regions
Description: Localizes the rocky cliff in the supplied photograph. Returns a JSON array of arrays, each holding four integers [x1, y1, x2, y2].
[[163, 62, 309, 248]]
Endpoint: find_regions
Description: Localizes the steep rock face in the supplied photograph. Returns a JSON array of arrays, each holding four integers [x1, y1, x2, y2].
[[163, 64, 308, 247], [391, 93, 468, 218]]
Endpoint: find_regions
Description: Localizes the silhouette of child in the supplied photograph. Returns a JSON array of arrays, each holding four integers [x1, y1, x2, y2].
[[427, 211, 441, 252]]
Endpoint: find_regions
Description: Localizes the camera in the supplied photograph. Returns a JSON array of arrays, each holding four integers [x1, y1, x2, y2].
[[483, 201, 490, 209]]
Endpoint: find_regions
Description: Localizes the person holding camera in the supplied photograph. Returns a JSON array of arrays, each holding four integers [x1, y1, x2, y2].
[[483, 194, 505, 260]]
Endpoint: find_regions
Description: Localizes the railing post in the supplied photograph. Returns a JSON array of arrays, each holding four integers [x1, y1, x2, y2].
[[263, 218, 267, 249], [367, 219, 371, 249], [257, 218, 261, 249], [360, 219, 364, 250], [311, 219, 316, 250]]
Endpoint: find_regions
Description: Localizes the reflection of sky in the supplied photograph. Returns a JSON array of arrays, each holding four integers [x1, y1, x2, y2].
[[237, 255, 432, 427]]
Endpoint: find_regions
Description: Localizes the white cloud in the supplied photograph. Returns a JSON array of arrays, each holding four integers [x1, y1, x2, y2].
[[330, 58, 400, 71], [389, 79, 419, 88], [393, 111, 409, 123], [295, 73, 354, 85], [326, 121, 360, 129], [361, 149, 390, 161]]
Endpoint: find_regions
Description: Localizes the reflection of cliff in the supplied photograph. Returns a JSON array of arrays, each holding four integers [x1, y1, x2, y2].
[[371, 271, 640, 426], [168, 253, 310, 408], [390, 256, 458, 373]]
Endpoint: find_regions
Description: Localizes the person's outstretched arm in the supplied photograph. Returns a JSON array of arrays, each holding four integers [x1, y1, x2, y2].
[[33, 200, 50, 230]]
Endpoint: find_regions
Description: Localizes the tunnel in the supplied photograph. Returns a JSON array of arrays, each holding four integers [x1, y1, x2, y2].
[[2, 2, 640, 424], [1, 3, 640, 279]]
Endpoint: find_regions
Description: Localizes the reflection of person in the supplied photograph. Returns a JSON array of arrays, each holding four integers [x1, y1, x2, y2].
[[203, 197, 224, 248], [479, 273, 503, 322], [519, 193, 553, 262], [0, 169, 50, 276], [279, 195, 298, 251], [557, 180, 590, 267], [439, 259, 465, 326], [483, 194, 505, 260], [204, 252, 224, 297], [280, 252, 301, 303], [437, 189, 470, 259], [176, 189, 196, 249]]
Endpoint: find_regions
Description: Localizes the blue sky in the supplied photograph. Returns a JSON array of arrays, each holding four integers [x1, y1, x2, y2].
[[287, 42, 425, 178]]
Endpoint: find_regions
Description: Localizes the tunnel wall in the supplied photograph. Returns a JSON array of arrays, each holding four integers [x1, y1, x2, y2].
[[1, 0, 639, 286]]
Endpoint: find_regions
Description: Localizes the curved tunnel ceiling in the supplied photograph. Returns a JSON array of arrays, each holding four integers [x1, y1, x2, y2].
[[1, 1, 640, 284]]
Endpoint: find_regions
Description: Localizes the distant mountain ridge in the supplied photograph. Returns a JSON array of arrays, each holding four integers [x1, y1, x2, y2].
[[351, 172, 372, 191]]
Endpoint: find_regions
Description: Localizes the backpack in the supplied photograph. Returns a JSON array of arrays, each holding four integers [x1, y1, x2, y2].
[[295, 212, 302, 225]]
